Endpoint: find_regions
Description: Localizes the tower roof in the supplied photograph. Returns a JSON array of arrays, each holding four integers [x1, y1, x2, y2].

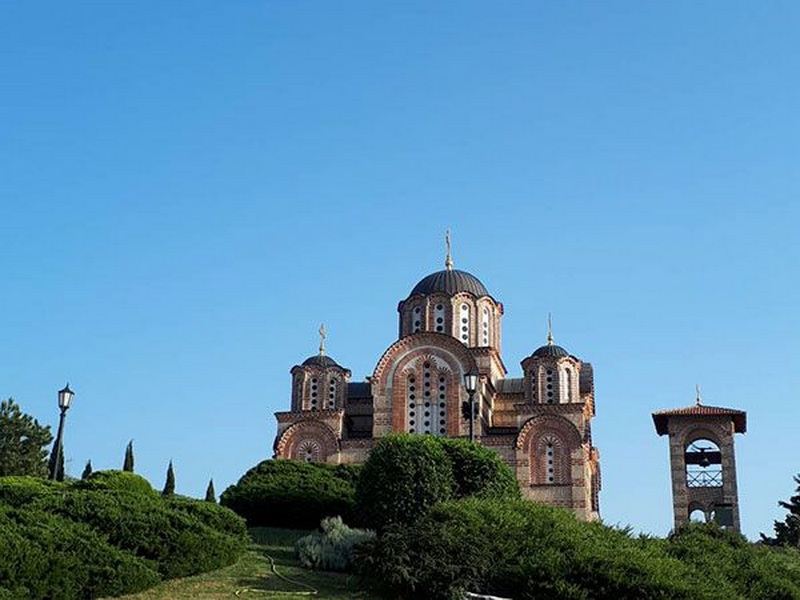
[[409, 269, 490, 298], [652, 405, 747, 435], [301, 354, 340, 368]]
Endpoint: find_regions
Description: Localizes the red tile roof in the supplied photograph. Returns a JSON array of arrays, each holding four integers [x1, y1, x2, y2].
[[652, 404, 747, 435]]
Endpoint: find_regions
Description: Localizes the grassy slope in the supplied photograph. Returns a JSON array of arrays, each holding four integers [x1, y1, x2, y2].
[[111, 528, 375, 600]]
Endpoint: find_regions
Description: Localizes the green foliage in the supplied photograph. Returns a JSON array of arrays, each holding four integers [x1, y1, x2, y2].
[[763, 474, 800, 548], [221, 459, 360, 529], [205, 478, 216, 503], [0, 476, 63, 507], [355, 498, 800, 600], [162, 460, 176, 496], [354, 435, 519, 531], [165, 495, 247, 538], [33, 488, 246, 579], [123, 439, 135, 472], [0, 504, 160, 600], [0, 398, 53, 478], [296, 516, 376, 572], [81, 459, 92, 480], [72, 469, 159, 497], [355, 434, 453, 530], [437, 437, 520, 500]]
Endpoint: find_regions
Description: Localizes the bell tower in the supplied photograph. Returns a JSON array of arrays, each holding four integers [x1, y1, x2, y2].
[[652, 388, 746, 532]]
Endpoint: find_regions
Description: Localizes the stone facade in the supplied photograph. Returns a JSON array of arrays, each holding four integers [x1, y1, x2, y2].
[[273, 261, 601, 521]]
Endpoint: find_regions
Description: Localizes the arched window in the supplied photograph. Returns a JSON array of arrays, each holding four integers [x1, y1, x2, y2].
[[412, 305, 423, 333], [533, 434, 568, 485], [459, 303, 470, 344], [295, 439, 322, 463], [481, 307, 490, 346], [327, 376, 337, 409], [545, 368, 557, 404], [564, 368, 573, 403], [434, 303, 446, 333], [309, 377, 319, 410], [406, 362, 448, 436], [685, 439, 722, 488]]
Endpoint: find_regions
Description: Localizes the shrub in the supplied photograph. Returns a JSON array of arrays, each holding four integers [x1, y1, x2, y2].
[[33, 488, 246, 579], [296, 516, 375, 572], [166, 495, 247, 537], [355, 498, 703, 600], [0, 476, 63, 507], [71, 469, 158, 497], [355, 435, 453, 531], [0, 505, 160, 600], [437, 438, 520, 500], [221, 460, 360, 529]]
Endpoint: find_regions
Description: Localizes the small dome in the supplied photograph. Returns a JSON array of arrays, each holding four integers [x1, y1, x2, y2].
[[301, 354, 340, 368], [409, 269, 490, 298], [532, 344, 570, 359]]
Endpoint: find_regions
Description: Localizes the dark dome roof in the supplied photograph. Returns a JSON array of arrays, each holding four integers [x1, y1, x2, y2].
[[531, 344, 570, 359], [409, 269, 490, 298], [301, 354, 339, 368]]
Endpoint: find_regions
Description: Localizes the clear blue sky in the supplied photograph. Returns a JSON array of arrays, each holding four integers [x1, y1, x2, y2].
[[2, 2, 799, 539]]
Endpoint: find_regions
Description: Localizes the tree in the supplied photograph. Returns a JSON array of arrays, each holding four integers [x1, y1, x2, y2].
[[205, 478, 216, 503], [81, 460, 93, 480], [762, 473, 800, 548], [123, 440, 134, 472], [0, 398, 53, 477], [162, 460, 175, 496]]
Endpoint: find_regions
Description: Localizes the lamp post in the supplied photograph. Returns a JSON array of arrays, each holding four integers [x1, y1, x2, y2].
[[463, 368, 479, 444], [49, 384, 75, 481]]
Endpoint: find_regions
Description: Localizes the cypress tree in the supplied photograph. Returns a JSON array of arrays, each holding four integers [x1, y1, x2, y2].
[[162, 460, 175, 496], [81, 459, 93, 480], [762, 474, 800, 547], [123, 440, 134, 472], [205, 478, 216, 503]]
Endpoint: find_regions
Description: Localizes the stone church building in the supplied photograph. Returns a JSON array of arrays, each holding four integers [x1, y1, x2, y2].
[[273, 251, 601, 520]]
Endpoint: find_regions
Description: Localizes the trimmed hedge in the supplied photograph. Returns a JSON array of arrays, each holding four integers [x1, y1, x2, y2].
[[0, 471, 248, 599], [221, 460, 360, 529], [355, 498, 800, 600], [355, 435, 453, 531], [354, 435, 520, 531]]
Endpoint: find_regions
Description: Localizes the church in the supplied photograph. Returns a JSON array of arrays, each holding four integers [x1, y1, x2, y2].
[[273, 242, 601, 521]]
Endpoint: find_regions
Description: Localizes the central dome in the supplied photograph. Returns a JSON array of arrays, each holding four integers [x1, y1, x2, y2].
[[409, 269, 490, 298]]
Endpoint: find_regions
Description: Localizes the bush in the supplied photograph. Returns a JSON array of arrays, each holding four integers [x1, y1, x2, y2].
[[0, 505, 160, 600], [354, 435, 453, 531], [296, 516, 375, 572], [356, 498, 800, 600], [0, 476, 63, 507], [71, 469, 159, 497], [33, 489, 246, 579], [437, 438, 520, 500], [221, 460, 360, 529], [166, 495, 248, 537]]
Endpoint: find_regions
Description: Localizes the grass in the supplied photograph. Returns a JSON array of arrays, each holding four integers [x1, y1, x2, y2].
[[111, 527, 376, 600]]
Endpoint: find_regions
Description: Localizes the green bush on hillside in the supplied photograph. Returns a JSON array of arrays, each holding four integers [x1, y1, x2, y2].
[[0, 504, 160, 600], [221, 460, 360, 529], [355, 497, 800, 600], [354, 435, 519, 531], [166, 495, 248, 537], [71, 469, 158, 497], [438, 437, 520, 500], [355, 435, 453, 531], [0, 476, 63, 507], [34, 488, 246, 579]]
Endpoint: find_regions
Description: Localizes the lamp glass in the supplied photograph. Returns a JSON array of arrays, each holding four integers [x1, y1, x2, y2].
[[463, 370, 479, 393], [58, 385, 74, 409]]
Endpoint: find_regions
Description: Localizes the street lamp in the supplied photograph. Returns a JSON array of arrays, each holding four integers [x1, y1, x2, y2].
[[463, 368, 479, 443], [50, 383, 75, 481]]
